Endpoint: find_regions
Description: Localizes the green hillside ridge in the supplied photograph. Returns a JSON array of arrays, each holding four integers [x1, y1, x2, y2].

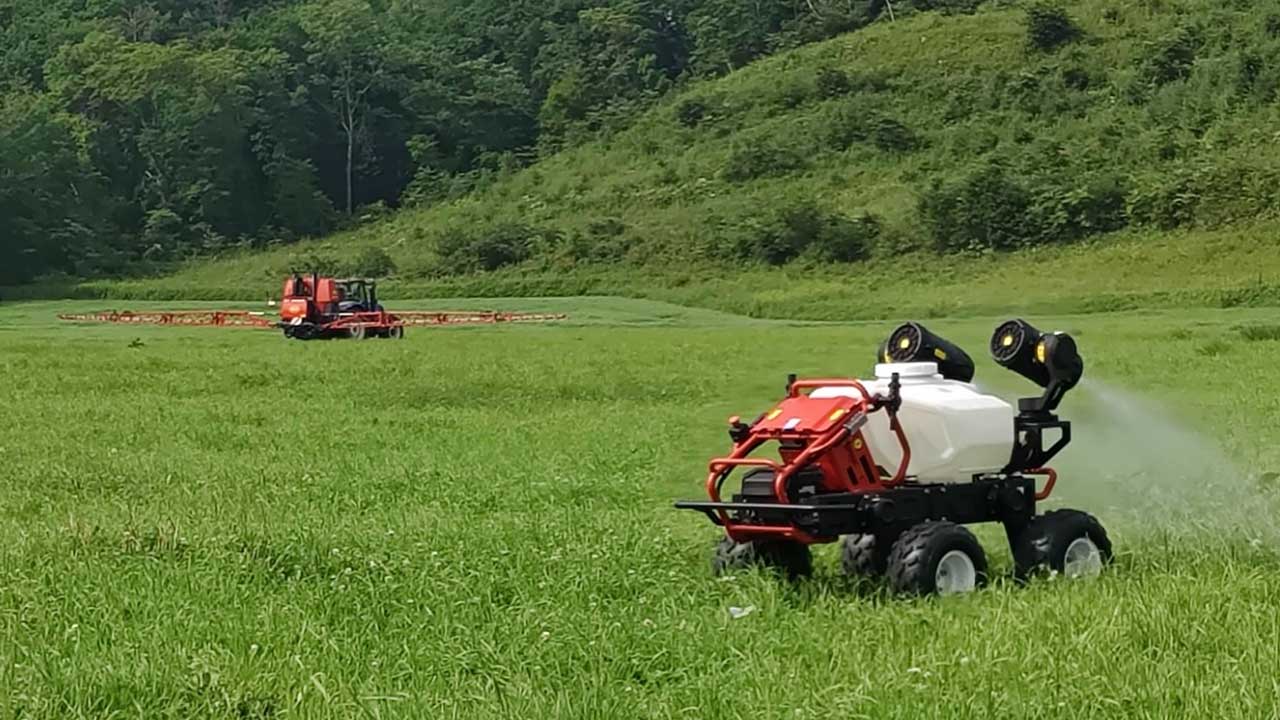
[[43, 0, 1280, 318]]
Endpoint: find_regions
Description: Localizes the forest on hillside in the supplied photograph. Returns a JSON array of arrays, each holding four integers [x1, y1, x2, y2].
[[0, 0, 975, 284]]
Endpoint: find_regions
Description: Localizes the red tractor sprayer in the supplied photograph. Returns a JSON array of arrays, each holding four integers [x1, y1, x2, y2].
[[279, 273, 400, 340], [57, 272, 567, 338], [675, 319, 1111, 596]]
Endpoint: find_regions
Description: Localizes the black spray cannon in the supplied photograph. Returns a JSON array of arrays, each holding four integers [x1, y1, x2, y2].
[[879, 322, 976, 383], [990, 319, 1084, 415], [990, 318, 1083, 472]]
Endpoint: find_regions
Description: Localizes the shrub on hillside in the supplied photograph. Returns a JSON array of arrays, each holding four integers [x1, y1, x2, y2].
[[808, 211, 880, 262], [436, 222, 550, 273], [821, 105, 919, 153], [773, 78, 813, 109], [1061, 65, 1093, 91], [735, 200, 878, 265], [949, 126, 1000, 157], [1141, 27, 1201, 86], [870, 117, 922, 152], [907, 0, 982, 14], [559, 217, 631, 264], [1025, 2, 1081, 52], [675, 98, 708, 128], [1127, 158, 1280, 230], [348, 246, 397, 277], [815, 66, 852, 98], [821, 102, 871, 151], [1031, 174, 1130, 242], [1126, 170, 1198, 230], [722, 142, 807, 182], [920, 165, 1036, 252], [1267, 13, 1280, 38], [286, 249, 343, 275], [1235, 49, 1280, 103], [923, 164, 1133, 252]]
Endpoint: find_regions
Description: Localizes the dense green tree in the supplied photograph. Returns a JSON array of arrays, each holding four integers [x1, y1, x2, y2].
[[535, 2, 689, 143], [0, 0, 902, 283], [0, 91, 113, 283], [299, 0, 397, 216], [45, 31, 268, 257]]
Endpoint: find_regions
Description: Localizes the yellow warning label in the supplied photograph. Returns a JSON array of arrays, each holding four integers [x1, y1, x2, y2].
[[934, 348, 947, 360], [766, 408, 783, 420], [1036, 341, 1047, 363], [828, 408, 848, 421]]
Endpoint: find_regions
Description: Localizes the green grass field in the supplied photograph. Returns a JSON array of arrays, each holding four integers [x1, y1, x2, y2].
[[2, 298, 1279, 718]]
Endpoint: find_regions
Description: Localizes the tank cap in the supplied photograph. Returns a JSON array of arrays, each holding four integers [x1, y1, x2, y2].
[[875, 362, 941, 379]]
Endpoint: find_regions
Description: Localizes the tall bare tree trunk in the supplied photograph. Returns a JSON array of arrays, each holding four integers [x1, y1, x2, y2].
[[346, 119, 354, 215], [343, 82, 355, 216]]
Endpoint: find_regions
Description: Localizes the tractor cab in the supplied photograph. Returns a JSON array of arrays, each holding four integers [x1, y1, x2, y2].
[[280, 273, 382, 321], [278, 272, 397, 339], [333, 279, 381, 314]]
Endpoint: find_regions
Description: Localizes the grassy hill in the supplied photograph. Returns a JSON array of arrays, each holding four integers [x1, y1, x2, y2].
[[32, 0, 1280, 319]]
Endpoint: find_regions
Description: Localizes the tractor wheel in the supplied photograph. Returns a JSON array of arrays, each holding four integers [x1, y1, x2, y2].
[[388, 326, 405, 340], [1013, 510, 1112, 583], [347, 325, 367, 340], [887, 521, 987, 596], [712, 536, 812, 580], [840, 533, 889, 577]]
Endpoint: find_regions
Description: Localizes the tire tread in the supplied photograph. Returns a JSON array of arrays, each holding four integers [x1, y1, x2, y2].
[[886, 521, 987, 595], [1013, 509, 1113, 581]]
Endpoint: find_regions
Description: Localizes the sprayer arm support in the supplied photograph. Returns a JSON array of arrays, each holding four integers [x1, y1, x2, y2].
[[886, 416, 911, 486], [870, 372, 904, 415]]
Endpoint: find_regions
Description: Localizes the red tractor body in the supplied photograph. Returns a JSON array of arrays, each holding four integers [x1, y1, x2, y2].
[[703, 379, 911, 545], [278, 273, 403, 340]]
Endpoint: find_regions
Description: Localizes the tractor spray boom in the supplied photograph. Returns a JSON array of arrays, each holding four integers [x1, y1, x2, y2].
[[58, 272, 566, 339]]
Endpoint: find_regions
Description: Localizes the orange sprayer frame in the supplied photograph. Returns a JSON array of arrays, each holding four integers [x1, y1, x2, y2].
[[703, 378, 911, 544]]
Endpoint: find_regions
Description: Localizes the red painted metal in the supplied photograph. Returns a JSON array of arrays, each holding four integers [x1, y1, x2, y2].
[[705, 378, 912, 544], [786, 378, 872, 402], [1028, 467, 1058, 501]]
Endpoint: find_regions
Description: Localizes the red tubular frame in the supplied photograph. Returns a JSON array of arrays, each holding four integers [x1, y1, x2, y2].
[[787, 377, 910, 487], [787, 379, 872, 402], [1027, 467, 1058, 501], [886, 418, 911, 487], [706, 378, 912, 544]]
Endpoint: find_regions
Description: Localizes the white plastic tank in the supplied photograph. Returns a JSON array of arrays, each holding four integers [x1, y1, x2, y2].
[[810, 362, 1014, 484]]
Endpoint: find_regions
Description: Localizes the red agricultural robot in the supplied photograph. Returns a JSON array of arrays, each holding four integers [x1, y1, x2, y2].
[[676, 319, 1112, 595]]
